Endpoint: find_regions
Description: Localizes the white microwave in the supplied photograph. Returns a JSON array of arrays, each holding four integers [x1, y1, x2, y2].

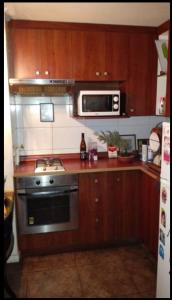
[[77, 90, 120, 116]]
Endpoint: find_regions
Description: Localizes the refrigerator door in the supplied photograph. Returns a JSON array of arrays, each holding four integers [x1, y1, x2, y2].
[[156, 179, 170, 298], [161, 122, 170, 182]]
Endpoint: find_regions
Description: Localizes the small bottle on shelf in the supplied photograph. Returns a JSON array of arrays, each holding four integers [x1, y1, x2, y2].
[[80, 133, 87, 160]]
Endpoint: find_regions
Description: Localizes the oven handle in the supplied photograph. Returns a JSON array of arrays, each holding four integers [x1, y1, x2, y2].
[[17, 186, 78, 197]]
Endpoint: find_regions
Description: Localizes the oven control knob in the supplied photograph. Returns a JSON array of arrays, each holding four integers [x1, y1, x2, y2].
[[49, 179, 54, 184], [113, 96, 119, 102], [36, 180, 41, 185], [113, 104, 119, 109]]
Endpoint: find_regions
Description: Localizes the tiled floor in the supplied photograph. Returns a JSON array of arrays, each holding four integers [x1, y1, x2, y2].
[[5, 244, 157, 298]]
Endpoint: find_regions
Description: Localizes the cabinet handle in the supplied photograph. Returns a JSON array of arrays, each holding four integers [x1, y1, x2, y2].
[[94, 178, 98, 183], [95, 218, 99, 223], [104, 71, 108, 76], [130, 108, 135, 113], [116, 177, 120, 182], [95, 198, 99, 203], [44, 70, 49, 75], [35, 70, 40, 75], [95, 72, 101, 76]]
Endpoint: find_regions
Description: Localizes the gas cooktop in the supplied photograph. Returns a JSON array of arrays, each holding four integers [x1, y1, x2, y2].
[[35, 157, 65, 173]]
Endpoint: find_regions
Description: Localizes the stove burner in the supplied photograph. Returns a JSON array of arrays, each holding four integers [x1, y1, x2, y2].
[[35, 157, 65, 173], [36, 157, 63, 168]]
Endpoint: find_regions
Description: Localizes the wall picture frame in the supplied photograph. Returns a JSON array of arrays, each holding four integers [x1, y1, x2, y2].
[[40, 103, 54, 122], [120, 134, 136, 153]]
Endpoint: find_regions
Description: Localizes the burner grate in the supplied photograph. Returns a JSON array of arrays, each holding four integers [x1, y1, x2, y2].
[[36, 157, 63, 168]]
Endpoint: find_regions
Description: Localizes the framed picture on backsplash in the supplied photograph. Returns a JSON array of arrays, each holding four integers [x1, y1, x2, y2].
[[137, 138, 149, 155], [40, 103, 54, 122], [120, 134, 136, 153]]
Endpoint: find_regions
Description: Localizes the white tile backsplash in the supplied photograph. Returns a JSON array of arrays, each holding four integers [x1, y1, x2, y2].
[[23, 128, 52, 151], [10, 96, 169, 155], [52, 105, 83, 128], [53, 127, 84, 152], [16, 129, 24, 147]]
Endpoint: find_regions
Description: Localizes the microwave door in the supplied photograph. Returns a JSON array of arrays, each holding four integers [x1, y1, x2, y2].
[[77, 91, 120, 116]]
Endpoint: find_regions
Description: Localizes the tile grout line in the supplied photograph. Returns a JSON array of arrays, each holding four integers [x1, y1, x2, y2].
[[74, 252, 86, 298]]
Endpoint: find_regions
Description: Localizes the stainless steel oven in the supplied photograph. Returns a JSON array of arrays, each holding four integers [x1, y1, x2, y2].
[[15, 174, 79, 235]]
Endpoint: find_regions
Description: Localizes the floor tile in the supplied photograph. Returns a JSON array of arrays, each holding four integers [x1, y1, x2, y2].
[[5, 245, 157, 298], [75, 247, 124, 268], [22, 252, 75, 273], [26, 266, 83, 298], [77, 260, 138, 298]]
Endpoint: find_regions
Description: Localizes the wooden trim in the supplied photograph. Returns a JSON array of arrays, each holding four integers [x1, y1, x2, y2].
[[8, 19, 157, 33], [157, 20, 170, 35]]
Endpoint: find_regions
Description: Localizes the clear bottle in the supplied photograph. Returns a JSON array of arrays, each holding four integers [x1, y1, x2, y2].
[[147, 145, 153, 162], [80, 133, 87, 160]]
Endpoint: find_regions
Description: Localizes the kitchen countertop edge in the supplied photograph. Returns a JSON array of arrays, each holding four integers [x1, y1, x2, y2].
[[14, 159, 160, 181]]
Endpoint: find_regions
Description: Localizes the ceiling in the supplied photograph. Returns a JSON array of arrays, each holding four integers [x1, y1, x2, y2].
[[4, 3, 170, 27]]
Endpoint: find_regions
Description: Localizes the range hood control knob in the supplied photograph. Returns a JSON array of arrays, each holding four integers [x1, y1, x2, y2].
[[49, 179, 54, 184]]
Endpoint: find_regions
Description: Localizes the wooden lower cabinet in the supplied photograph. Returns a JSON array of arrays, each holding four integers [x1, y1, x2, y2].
[[140, 172, 160, 259], [18, 230, 80, 256], [18, 170, 160, 257], [79, 170, 141, 246]]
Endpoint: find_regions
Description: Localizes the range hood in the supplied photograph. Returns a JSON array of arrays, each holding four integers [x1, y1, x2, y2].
[[9, 78, 75, 86], [9, 78, 75, 96]]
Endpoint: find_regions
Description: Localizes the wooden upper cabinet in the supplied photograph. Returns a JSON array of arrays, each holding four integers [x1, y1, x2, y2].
[[71, 30, 129, 81], [45, 29, 73, 79], [9, 27, 41, 78], [71, 30, 106, 81], [127, 33, 157, 116], [9, 27, 72, 79], [106, 32, 129, 80]]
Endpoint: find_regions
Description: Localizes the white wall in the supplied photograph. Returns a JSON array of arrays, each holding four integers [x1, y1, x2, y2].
[[4, 16, 19, 263], [10, 95, 168, 155]]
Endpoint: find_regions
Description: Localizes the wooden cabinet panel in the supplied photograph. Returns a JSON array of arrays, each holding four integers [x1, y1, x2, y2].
[[106, 32, 129, 80], [79, 172, 106, 245], [10, 28, 41, 78], [71, 31, 129, 81], [113, 171, 140, 241], [140, 173, 160, 259], [10, 27, 73, 79], [79, 170, 140, 246], [71, 31, 106, 81], [127, 33, 157, 116], [43, 29, 73, 79], [18, 230, 80, 255]]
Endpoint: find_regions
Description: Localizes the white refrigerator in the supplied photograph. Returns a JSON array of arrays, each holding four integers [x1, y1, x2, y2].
[[156, 122, 170, 298]]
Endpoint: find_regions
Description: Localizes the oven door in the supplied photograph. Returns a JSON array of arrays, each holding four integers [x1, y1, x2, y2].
[[16, 186, 79, 234]]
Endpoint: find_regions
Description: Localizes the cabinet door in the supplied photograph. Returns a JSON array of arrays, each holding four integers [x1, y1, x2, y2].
[[79, 171, 140, 246], [10, 27, 42, 79], [47, 29, 72, 79], [140, 173, 160, 259], [71, 31, 106, 81], [106, 32, 129, 80], [127, 33, 157, 116], [10, 27, 73, 79], [113, 171, 140, 241], [79, 172, 106, 245]]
